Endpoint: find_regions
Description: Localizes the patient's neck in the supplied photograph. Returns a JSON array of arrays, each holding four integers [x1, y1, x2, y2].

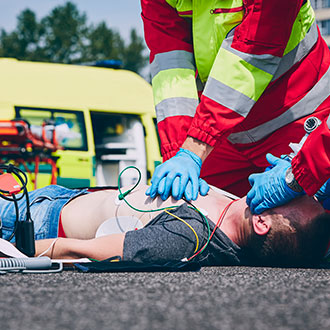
[[219, 197, 251, 246]]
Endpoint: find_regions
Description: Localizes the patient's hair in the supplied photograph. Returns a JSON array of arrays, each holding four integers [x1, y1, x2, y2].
[[246, 204, 330, 267]]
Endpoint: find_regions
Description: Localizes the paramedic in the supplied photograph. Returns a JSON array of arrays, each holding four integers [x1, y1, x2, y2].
[[142, 0, 330, 202]]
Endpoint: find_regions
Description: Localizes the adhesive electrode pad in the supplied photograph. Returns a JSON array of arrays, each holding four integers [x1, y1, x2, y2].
[[95, 216, 143, 237], [115, 194, 122, 205]]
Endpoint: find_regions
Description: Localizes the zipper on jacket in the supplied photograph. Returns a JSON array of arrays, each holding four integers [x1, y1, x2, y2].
[[210, 6, 244, 14]]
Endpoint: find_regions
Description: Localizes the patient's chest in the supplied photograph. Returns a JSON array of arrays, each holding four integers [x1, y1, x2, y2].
[[107, 185, 229, 226], [61, 185, 230, 239]]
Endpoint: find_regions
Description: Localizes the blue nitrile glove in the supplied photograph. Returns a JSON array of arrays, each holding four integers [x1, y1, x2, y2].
[[146, 148, 209, 201], [322, 197, 330, 211], [246, 153, 305, 214], [315, 179, 330, 210], [183, 178, 210, 200], [155, 177, 210, 201]]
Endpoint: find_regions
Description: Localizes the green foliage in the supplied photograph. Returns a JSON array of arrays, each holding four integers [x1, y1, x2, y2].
[[0, 2, 147, 74], [123, 29, 147, 73]]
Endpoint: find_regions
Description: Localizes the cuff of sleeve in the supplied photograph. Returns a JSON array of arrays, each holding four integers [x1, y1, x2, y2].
[[291, 156, 322, 195], [161, 142, 181, 161], [187, 124, 218, 147]]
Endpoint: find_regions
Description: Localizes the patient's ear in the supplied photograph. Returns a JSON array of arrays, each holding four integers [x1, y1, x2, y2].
[[252, 215, 271, 236]]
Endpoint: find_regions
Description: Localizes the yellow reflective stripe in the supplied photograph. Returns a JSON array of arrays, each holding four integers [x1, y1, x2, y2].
[[284, 0, 315, 55], [210, 48, 273, 102], [152, 68, 198, 105]]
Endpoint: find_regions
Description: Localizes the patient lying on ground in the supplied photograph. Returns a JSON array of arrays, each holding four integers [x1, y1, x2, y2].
[[1, 184, 329, 267]]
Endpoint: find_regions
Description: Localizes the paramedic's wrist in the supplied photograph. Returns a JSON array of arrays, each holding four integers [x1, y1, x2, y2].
[[284, 167, 303, 193], [181, 136, 213, 162]]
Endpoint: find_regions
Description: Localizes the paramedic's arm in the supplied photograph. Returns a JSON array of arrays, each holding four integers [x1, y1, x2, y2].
[[292, 117, 330, 195], [34, 234, 125, 260], [141, 0, 197, 160], [142, 0, 208, 200], [181, 136, 213, 162]]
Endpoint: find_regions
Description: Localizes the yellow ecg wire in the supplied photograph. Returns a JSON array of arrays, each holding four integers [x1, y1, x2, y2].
[[164, 209, 199, 253]]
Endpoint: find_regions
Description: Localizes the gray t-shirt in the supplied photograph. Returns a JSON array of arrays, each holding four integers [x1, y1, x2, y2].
[[123, 203, 247, 266]]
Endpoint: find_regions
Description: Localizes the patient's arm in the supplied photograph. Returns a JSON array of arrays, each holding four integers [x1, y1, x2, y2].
[[35, 233, 125, 260]]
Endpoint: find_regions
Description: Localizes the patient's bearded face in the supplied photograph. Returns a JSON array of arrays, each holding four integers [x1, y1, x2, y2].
[[269, 195, 324, 227]]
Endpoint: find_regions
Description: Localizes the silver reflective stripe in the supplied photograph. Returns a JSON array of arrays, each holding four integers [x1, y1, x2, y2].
[[203, 77, 256, 118], [156, 97, 198, 123], [327, 114, 330, 129], [150, 50, 195, 79], [228, 65, 330, 144], [222, 37, 281, 76], [272, 22, 318, 81]]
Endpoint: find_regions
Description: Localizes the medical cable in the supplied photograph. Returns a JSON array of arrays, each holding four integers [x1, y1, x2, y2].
[[0, 164, 35, 256], [7, 194, 19, 242], [187, 198, 237, 261], [0, 256, 63, 274], [0, 164, 28, 242], [117, 166, 239, 261], [117, 166, 210, 256], [164, 209, 200, 253], [117, 166, 177, 213], [0, 164, 28, 201], [37, 238, 59, 258]]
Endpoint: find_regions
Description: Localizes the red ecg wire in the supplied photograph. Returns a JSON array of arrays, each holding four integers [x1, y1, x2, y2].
[[187, 199, 238, 261]]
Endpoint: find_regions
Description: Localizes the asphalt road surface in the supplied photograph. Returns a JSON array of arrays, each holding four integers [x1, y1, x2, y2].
[[0, 266, 329, 330]]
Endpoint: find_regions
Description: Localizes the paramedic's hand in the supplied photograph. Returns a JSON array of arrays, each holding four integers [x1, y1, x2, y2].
[[246, 154, 305, 214], [145, 148, 209, 200], [315, 179, 330, 210], [183, 178, 210, 201]]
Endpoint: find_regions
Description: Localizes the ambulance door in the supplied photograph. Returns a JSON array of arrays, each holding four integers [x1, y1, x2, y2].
[[90, 112, 147, 187]]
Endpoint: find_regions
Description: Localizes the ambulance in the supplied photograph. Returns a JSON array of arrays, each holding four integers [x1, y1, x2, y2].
[[0, 58, 161, 189]]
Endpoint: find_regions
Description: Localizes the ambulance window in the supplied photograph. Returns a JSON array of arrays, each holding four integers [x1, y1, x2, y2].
[[15, 107, 87, 151], [53, 112, 86, 150]]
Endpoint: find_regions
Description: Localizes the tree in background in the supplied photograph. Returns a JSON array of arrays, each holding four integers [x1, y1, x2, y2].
[[82, 22, 125, 62], [0, 9, 45, 61], [40, 2, 88, 63], [0, 2, 147, 74], [122, 29, 147, 73]]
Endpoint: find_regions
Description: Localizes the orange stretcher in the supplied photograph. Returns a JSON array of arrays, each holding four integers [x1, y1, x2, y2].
[[0, 120, 62, 189]]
